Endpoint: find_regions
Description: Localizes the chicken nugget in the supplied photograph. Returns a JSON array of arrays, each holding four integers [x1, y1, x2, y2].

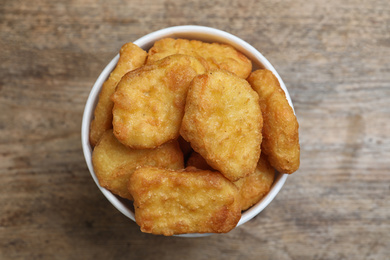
[[247, 69, 300, 174], [234, 156, 275, 211], [111, 54, 206, 149], [147, 38, 252, 79], [128, 167, 241, 235], [92, 130, 184, 200], [90, 42, 147, 146], [180, 70, 263, 182], [187, 152, 275, 211]]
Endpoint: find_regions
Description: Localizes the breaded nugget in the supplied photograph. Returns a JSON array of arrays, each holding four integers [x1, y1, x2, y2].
[[92, 130, 184, 200], [180, 70, 263, 182], [111, 54, 206, 149], [90, 42, 147, 146], [234, 156, 275, 211], [128, 167, 241, 235], [247, 69, 300, 174], [187, 152, 275, 211], [147, 38, 252, 79]]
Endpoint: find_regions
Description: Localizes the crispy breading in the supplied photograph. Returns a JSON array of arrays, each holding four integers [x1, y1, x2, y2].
[[147, 38, 252, 79], [92, 130, 184, 200], [128, 167, 241, 235], [111, 54, 206, 149], [247, 69, 300, 174], [180, 70, 263, 182], [187, 152, 275, 211], [234, 156, 275, 211], [89, 42, 147, 146]]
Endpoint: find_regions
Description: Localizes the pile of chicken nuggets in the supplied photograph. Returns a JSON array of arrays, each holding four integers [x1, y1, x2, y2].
[[90, 38, 300, 236]]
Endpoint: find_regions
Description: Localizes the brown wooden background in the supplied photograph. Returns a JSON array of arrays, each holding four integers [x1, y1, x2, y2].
[[1, 0, 389, 259]]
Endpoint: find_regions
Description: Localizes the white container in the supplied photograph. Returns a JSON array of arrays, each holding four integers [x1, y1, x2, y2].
[[81, 25, 291, 237]]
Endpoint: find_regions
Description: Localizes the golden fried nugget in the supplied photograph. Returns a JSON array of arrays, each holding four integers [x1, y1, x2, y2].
[[247, 69, 300, 174], [187, 152, 275, 211], [180, 70, 263, 182], [111, 54, 206, 149], [147, 38, 252, 79], [129, 167, 241, 235], [234, 156, 275, 211], [92, 130, 184, 200], [90, 42, 147, 146]]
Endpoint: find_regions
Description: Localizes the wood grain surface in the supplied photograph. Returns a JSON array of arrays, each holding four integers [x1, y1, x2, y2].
[[1, 0, 389, 259]]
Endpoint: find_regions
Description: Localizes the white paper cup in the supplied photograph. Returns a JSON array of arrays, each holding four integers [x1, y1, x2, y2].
[[81, 25, 290, 237]]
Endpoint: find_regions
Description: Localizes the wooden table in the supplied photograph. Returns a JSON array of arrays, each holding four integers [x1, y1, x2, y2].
[[1, 0, 389, 259]]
